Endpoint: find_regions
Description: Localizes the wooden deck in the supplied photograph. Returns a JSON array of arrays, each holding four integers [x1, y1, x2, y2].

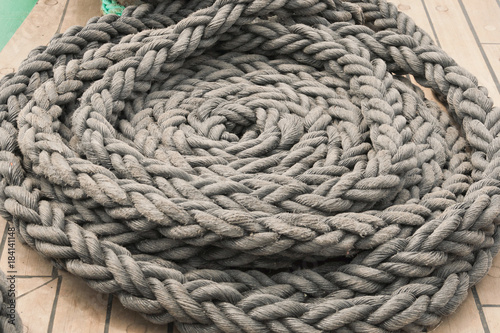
[[0, 0, 499, 332]]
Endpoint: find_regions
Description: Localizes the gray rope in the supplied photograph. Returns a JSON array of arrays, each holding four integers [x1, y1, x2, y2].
[[0, 0, 499, 332]]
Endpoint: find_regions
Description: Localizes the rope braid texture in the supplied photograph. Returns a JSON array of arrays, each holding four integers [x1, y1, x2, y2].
[[1, 0, 500, 331]]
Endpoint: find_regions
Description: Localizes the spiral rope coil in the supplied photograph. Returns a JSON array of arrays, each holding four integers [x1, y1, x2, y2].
[[1, 0, 500, 332]]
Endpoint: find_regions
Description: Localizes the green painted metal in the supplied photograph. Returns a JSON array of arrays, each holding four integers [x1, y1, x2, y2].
[[0, 0, 38, 51]]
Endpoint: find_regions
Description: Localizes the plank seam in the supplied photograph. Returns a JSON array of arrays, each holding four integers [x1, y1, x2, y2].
[[472, 286, 491, 333], [458, 0, 500, 94], [420, 0, 442, 47], [17, 277, 57, 299], [47, 275, 63, 333], [56, 0, 71, 34]]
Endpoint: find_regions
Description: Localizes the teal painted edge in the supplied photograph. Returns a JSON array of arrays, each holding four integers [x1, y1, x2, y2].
[[102, 0, 125, 16], [0, 0, 38, 51]]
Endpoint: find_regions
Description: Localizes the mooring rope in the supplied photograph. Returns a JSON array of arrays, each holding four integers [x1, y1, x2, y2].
[[1, 0, 499, 332]]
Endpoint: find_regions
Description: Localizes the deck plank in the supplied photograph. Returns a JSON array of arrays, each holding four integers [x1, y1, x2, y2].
[[51, 271, 108, 333], [423, 0, 500, 103], [483, 43, 500, 101], [483, 307, 500, 332], [17, 277, 59, 333], [60, 0, 102, 33], [0, 0, 66, 72], [461, 0, 500, 44]]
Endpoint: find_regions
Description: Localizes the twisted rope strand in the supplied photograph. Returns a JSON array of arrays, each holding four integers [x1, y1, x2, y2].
[[1, 0, 499, 332]]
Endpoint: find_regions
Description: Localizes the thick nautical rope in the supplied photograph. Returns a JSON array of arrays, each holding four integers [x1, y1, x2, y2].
[[1, 0, 500, 332]]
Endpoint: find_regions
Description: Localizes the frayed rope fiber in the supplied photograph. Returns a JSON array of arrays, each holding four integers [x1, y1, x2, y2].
[[1, 0, 500, 332]]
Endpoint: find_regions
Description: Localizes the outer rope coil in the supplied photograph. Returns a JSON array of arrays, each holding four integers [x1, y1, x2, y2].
[[1, 0, 500, 332]]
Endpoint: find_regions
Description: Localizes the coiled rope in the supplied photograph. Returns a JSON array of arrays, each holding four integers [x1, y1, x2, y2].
[[1, 0, 500, 332]]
